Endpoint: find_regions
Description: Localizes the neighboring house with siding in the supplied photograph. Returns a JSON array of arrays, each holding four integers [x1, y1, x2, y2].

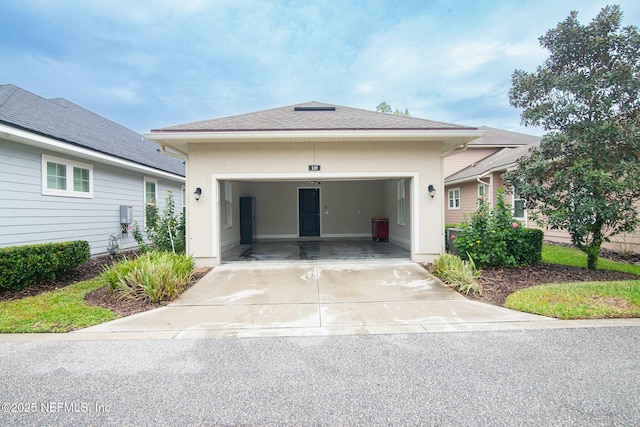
[[444, 141, 538, 225], [0, 85, 185, 256], [444, 138, 640, 254]]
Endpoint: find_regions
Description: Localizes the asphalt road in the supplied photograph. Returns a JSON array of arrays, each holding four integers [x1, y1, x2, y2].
[[1, 327, 638, 426]]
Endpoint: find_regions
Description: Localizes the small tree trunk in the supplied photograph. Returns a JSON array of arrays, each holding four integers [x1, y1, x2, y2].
[[586, 225, 603, 270]]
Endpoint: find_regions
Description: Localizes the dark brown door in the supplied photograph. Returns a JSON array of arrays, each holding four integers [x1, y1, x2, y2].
[[299, 188, 320, 236]]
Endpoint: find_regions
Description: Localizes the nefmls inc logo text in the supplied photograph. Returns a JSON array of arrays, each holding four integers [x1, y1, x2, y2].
[[40, 401, 110, 413]]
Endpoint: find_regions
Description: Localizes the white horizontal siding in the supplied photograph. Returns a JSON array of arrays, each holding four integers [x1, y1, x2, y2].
[[0, 138, 183, 256]]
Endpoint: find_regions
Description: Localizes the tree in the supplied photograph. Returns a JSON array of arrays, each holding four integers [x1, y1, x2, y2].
[[376, 101, 392, 113], [504, 5, 640, 270], [376, 101, 410, 116], [132, 191, 186, 253]]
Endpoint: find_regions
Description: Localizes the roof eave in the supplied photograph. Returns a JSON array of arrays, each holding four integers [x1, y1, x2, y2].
[[1, 123, 185, 181], [146, 128, 484, 152]]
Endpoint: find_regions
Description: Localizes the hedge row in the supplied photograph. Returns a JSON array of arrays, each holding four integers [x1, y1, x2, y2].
[[0, 241, 91, 290]]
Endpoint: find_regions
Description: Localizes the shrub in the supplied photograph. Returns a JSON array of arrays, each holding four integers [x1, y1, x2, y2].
[[429, 253, 482, 295], [518, 228, 544, 265], [133, 191, 185, 253], [98, 251, 194, 303], [0, 241, 90, 290], [453, 189, 542, 268]]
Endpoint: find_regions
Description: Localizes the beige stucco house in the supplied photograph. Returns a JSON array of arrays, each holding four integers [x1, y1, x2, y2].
[[146, 102, 482, 267]]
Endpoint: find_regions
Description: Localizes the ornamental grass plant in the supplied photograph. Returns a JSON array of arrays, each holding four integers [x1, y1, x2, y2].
[[98, 251, 194, 303], [430, 253, 482, 295]]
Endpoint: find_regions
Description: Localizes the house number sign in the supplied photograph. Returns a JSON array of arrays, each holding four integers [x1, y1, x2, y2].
[[309, 165, 321, 171]]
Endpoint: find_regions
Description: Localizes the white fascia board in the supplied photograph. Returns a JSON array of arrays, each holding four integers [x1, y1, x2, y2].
[[146, 129, 484, 143], [212, 171, 417, 181], [1, 123, 185, 182]]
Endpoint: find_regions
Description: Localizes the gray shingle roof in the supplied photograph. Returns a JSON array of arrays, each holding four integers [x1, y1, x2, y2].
[[154, 101, 476, 132], [470, 126, 541, 147], [0, 84, 184, 177], [445, 139, 541, 183]]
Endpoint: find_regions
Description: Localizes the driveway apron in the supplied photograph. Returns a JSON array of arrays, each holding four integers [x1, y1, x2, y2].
[[77, 261, 552, 338]]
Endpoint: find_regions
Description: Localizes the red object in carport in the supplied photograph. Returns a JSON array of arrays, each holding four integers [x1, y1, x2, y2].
[[371, 217, 389, 242]]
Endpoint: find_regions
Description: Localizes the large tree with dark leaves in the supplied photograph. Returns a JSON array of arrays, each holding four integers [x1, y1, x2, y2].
[[505, 5, 640, 269]]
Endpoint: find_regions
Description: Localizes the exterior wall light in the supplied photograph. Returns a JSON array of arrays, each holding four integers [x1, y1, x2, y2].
[[194, 187, 202, 201], [428, 184, 436, 199]]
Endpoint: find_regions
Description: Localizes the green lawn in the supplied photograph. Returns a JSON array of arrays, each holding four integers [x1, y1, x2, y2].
[[0, 279, 118, 333], [542, 244, 640, 275], [505, 280, 640, 319], [504, 244, 640, 319]]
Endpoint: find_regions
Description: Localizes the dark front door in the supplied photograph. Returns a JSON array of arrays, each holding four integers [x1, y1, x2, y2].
[[299, 188, 320, 236]]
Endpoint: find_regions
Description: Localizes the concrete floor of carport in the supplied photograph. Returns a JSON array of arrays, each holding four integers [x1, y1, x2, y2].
[[77, 259, 554, 339], [221, 238, 410, 262]]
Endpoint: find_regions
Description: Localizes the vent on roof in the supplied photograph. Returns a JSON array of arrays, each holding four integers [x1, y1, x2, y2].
[[294, 106, 336, 111]]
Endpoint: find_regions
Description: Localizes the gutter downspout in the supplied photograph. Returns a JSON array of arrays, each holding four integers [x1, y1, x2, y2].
[[160, 144, 188, 160], [440, 143, 469, 253], [440, 143, 468, 159]]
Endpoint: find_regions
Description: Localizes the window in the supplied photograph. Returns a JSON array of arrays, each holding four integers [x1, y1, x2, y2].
[[224, 181, 233, 228], [144, 178, 157, 208], [397, 179, 406, 225], [478, 184, 487, 207], [478, 184, 486, 199], [42, 154, 93, 198], [448, 188, 460, 209], [513, 188, 526, 219]]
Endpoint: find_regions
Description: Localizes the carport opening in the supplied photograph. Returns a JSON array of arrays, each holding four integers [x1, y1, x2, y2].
[[219, 178, 412, 262]]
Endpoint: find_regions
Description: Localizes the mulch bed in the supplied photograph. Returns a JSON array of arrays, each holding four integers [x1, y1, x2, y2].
[[1, 244, 638, 316], [470, 263, 638, 306], [83, 267, 211, 317], [0, 251, 211, 318]]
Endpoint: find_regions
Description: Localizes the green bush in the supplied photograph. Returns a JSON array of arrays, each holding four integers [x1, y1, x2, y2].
[[518, 228, 544, 265], [98, 251, 194, 303], [453, 189, 542, 268], [133, 190, 185, 253], [0, 241, 91, 290], [429, 253, 482, 295]]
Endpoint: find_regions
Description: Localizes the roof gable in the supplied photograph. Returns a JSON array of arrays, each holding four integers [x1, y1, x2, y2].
[[154, 101, 475, 132], [0, 85, 184, 177]]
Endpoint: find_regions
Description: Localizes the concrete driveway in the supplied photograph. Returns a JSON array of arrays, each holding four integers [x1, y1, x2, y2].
[[78, 260, 552, 338]]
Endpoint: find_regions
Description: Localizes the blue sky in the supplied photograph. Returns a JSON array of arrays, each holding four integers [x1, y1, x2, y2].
[[1, 1, 638, 136]]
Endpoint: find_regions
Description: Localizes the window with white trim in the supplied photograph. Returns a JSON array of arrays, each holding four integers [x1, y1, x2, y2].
[[478, 184, 487, 207], [448, 188, 460, 209], [513, 188, 526, 219], [397, 179, 406, 225], [144, 178, 157, 208], [224, 181, 233, 228], [42, 154, 93, 198]]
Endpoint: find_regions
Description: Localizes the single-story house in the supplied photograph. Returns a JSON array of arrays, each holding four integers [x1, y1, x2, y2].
[[444, 137, 640, 254], [0, 85, 185, 256], [146, 102, 483, 267]]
